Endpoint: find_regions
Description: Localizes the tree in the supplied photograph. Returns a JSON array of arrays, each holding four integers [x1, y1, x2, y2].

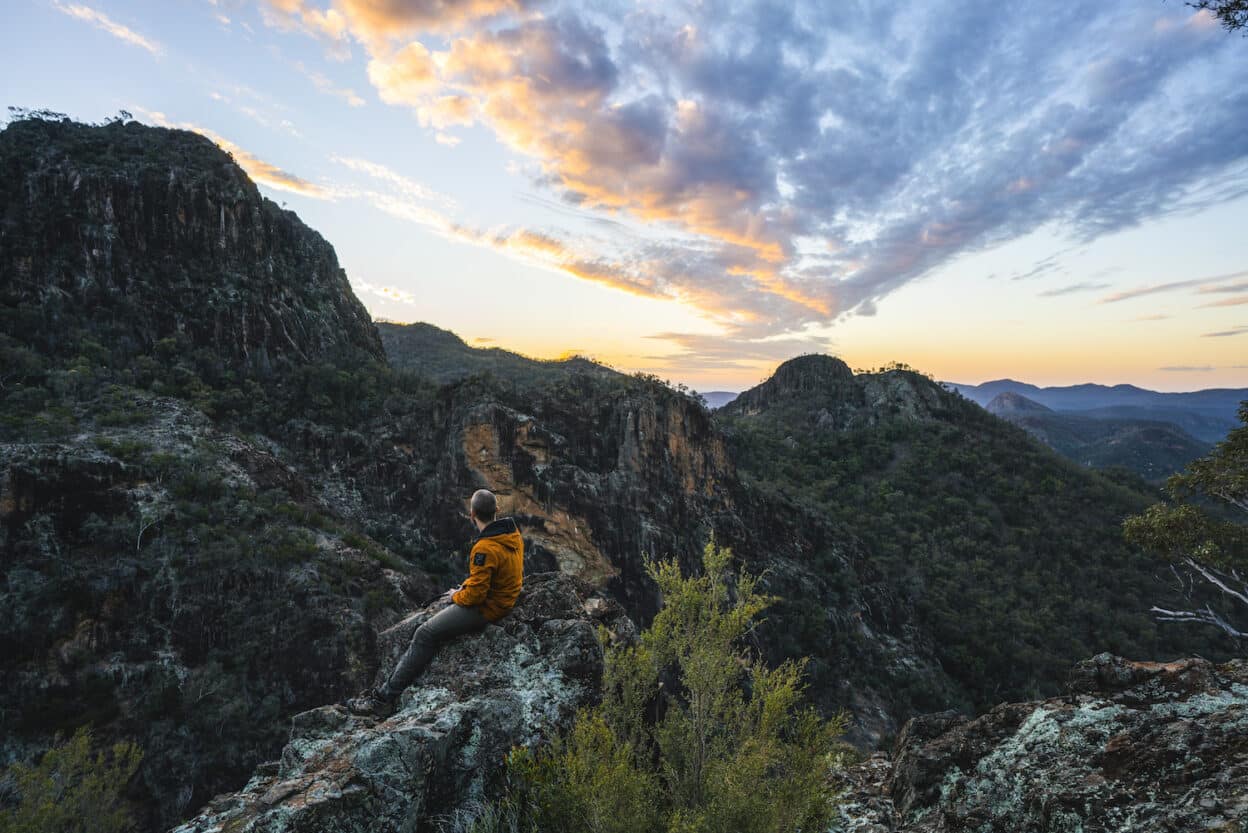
[[0, 727, 143, 833], [1123, 402, 1248, 639], [508, 539, 848, 833], [1189, 0, 1248, 33]]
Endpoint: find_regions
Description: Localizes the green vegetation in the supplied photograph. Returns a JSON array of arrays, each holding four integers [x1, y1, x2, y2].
[[1124, 402, 1248, 638], [466, 541, 847, 833], [718, 366, 1237, 716], [0, 727, 142, 833]]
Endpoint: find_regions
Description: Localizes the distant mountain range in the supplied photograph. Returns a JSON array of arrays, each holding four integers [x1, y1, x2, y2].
[[984, 392, 1211, 481], [949, 379, 1247, 443]]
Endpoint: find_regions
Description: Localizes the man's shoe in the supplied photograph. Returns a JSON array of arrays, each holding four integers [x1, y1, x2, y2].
[[343, 688, 396, 718]]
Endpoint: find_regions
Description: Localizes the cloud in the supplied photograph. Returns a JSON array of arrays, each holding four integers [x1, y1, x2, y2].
[[54, 2, 163, 55], [1159, 365, 1215, 371], [1131, 313, 1170, 321], [645, 330, 836, 373], [133, 108, 330, 198], [267, 0, 1248, 344], [1038, 281, 1112, 297], [353, 277, 416, 303], [1202, 325, 1248, 337], [1100, 269, 1248, 303], [1199, 294, 1248, 307], [293, 60, 367, 106]]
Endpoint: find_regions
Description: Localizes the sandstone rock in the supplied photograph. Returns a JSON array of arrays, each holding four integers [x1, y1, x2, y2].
[[171, 572, 606, 833]]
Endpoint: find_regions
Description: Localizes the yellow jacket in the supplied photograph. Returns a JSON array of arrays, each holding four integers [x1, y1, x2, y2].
[[452, 517, 524, 621]]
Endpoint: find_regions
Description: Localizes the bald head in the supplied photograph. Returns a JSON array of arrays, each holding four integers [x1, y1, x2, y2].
[[470, 489, 497, 523]]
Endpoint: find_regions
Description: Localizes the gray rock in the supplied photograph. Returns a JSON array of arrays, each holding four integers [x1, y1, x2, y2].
[[831, 654, 1248, 832], [171, 572, 607, 833]]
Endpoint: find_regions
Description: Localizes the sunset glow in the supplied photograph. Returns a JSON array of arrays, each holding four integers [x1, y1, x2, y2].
[[5, 0, 1247, 392]]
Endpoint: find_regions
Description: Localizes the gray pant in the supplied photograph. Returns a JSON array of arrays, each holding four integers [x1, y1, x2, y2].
[[380, 603, 487, 699]]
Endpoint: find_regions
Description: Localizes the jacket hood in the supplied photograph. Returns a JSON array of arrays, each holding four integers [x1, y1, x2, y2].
[[476, 516, 520, 541]]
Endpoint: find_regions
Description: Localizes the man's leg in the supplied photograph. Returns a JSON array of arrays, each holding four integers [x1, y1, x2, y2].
[[378, 603, 487, 700]]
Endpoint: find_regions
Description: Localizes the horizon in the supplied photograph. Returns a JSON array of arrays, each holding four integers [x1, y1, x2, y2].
[[379, 318, 1248, 395], [4, 1, 1248, 393]]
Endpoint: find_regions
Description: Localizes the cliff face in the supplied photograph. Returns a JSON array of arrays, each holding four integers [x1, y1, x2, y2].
[[832, 654, 1248, 832], [0, 118, 383, 371]]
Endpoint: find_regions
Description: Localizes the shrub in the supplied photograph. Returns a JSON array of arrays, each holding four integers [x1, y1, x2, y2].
[[504, 539, 847, 833], [0, 727, 142, 833]]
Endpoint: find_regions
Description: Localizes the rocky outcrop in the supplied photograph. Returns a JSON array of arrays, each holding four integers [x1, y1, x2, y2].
[[985, 391, 1052, 415], [171, 572, 614, 833], [722, 355, 946, 429], [0, 117, 383, 371], [832, 654, 1248, 832]]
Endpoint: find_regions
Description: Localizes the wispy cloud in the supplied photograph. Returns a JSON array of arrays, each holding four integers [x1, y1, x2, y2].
[[1199, 294, 1248, 307], [1100, 269, 1248, 303], [133, 107, 329, 198], [352, 277, 416, 304], [262, 0, 1248, 350], [1203, 324, 1248, 337], [1159, 365, 1215, 371], [54, 2, 163, 55], [293, 60, 366, 106], [1131, 313, 1171, 321], [1038, 281, 1111, 297]]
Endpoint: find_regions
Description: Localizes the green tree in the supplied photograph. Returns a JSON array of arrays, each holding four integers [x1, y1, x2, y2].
[[511, 539, 847, 833], [1124, 402, 1248, 639], [0, 727, 143, 833]]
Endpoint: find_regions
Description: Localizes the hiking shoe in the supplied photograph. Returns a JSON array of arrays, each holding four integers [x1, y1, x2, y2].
[[343, 688, 396, 718]]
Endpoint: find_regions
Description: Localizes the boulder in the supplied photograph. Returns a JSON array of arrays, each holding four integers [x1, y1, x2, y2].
[[171, 572, 611, 833], [831, 654, 1248, 832]]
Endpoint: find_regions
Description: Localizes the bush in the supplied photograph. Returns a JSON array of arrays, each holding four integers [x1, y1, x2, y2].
[[0, 727, 142, 833], [500, 539, 847, 833]]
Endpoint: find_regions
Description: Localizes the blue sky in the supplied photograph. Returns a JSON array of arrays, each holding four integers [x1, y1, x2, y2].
[[3, 0, 1248, 392]]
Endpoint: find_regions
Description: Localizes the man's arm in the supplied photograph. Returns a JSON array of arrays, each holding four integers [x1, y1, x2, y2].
[[451, 547, 494, 607]]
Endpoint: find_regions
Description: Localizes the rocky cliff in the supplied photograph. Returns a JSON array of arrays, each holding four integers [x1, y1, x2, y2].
[[831, 654, 1248, 832], [171, 572, 618, 833], [0, 117, 383, 372], [2, 117, 1239, 832]]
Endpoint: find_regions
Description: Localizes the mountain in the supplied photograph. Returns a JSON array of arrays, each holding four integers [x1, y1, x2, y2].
[[700, 390, 739, 409], [986, 393, 1211, 481], [984, 391, 1052, 414], [718, 354, 1235, 723], [951, 378, 1246, 443], [377, 321, 616, 386], [0, 116, 383, 374], [1, 116, 1238, 831]]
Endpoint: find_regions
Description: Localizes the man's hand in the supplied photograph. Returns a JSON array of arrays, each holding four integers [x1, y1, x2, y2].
[[437, 586, 461, 605]]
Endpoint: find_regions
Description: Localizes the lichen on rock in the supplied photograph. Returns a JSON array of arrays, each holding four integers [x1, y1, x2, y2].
[[171, 572, 613, 833]]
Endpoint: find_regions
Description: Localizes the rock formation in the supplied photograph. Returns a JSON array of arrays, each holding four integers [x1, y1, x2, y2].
[[0, 117, 383, 372], [831, 654, 1248, 832], [171, 572, 618, 833]]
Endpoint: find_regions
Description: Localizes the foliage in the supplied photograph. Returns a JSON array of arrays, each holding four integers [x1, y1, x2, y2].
[[1124, 402, 1248, 638], [718, 368, 1238, 715], [1189, 0, 1248, 32], [500, 540, 846, 833], [0, 727, 142, 833]]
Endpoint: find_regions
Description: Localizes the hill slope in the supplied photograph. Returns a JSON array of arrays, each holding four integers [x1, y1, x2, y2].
[[718, 356, 1236, 715], [986, 393, 1212, 480]]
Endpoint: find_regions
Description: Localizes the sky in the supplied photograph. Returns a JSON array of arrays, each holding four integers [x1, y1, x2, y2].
[[3, 0, 1248, 393]]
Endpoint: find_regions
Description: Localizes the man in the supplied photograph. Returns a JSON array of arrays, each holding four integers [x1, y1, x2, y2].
[[345, 488, 524, 717]]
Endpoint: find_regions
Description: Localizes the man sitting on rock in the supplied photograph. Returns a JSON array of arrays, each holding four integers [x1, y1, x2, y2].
[[345, 488, 524, 717]]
